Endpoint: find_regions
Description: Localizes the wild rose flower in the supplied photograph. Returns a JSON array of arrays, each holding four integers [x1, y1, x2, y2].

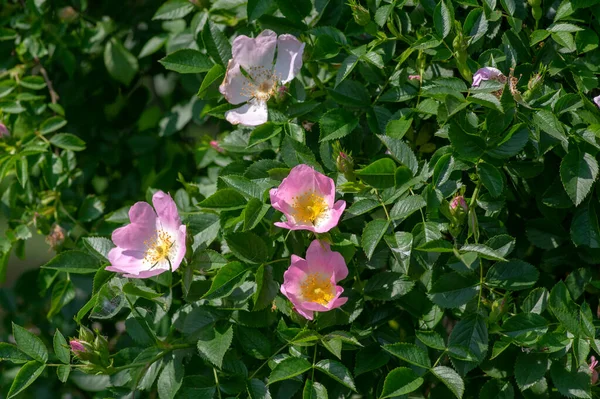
[[219, 29, 305, 126], [472, 67, 505, 87], [281, 240, 348, 320], [594, 95, 600, 109], [70, 340, 85, 353], [106, 190, 186, 278], [269, 164, 346, 233], [0, 123, 9, 138]]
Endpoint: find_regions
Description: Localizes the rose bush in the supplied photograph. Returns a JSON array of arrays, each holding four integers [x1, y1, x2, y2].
[[2, 0, 600, 398]]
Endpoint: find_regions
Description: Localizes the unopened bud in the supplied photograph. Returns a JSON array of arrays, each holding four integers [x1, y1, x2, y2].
[[450, 196, 468, 213], [70, 340, 85, 353], [0, 123, 9, 138], [275, 85, 288, 103], [527, 74, 543, 91], [348, 0, 370, 26], [591, 356, 599, 385], [336, 151, 354, 174], [408, 75, 422, 81], [210, 140, 223, 153]]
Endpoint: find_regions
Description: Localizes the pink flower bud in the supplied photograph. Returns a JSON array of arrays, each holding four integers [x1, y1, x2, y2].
[[408, 75, 422, 81], [210, 140, 223, 153], [591, 356, 599, 384], [45, 224, 66, 250], [0, 123, 10, 138], [450, 196, 468, 212], [70, 340, 85, 353]]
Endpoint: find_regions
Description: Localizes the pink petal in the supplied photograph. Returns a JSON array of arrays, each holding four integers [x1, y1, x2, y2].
[[169, 225, 187, 272], [271, 165, 336, 207], [274, 220, 317, 232], [293, 306, 314, 320], [128, 201, 157, 227], [219, 60, 253, 105], [124, 268, 170, 279], [594, 95, 600, 109], [313, 200, 346, 233], [305, 240, 348, 281], [152, 190, 181, 231], [274, 34, 305, 84], [300, 286, 344, 311], [472, 67, 503, 87], [232, 30, 277, 80], [106, 247, 147, 274], [225, 101, 268, 126]]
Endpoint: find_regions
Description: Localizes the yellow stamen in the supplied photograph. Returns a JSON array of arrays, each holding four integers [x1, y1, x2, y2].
[[301, 273, 335, 305], [291, 191, 328, 225], [143, 230, 174, 266], [239, 66, 278, 101]]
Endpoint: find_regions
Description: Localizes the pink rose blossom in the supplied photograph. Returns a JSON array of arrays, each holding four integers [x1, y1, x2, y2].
[[106, 190, 187, 278], [281, 240, 348, 320], [70, 340, 85, 353], [594, 95, 600, 109], [269, 164, 346, 233], [220, 30, 305, 126], [0, 123, 9, 138], [472, 67, 504, 87]]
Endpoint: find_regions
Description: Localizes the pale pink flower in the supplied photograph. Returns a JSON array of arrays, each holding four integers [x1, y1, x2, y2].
[[106, 191, 186, 278], [281, 240, 348, 320], [210, 140, 223, 153], [220, 30, 305, 126], [591, 356, 599, 385], [472, 67, 504, 87], [70, 340, 85, 353], [408, 74, 421, 81], [594, 95, 600, 109], [269, 164, 346, 233], [0, 123, 9, 138]]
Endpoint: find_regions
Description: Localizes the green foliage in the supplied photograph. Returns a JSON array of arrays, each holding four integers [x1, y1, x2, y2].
[[2, 0, 600, 397]]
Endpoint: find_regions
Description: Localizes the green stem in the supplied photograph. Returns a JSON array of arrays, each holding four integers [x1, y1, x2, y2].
[[214, 368, 223, 399]]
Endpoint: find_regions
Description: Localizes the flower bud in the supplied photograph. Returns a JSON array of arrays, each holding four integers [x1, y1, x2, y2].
[[45, 224, 66, 250], [348, 0, 370, 26], [210, 140, 223, 153], [450, 195, 468, 214], [591, 356, 599, 385], [408, 75, 422, 81], [527, 73, 543, 91], [70, 340, 85, 353], [0, 123, 9, 138]]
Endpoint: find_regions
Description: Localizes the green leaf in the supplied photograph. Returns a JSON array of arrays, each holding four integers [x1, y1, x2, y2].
[[380, 367, 424, 398], [276, 0, 311, 23], [244, 198, 270, 231], [319, 109, 358, 142], [202, 21, 232, 66], [532, 110, 567, 146], [549, 281, 583, 336], [486, 260, 539, 290], [237, 326, 271, 359], [431, 366, 465, 399], [521, 287, 549, 314], [268, 357, 312, 384], [12, 323, 48, 363], [355, 346, 390, 376], [104, 38, 139, 85], [281, 136, 320, 170], [550, 361, 592, 399], [314, 359, 357, 391], [560, 147, 599, 206], [248, 123, 281, 147], [434, 0, 452, 38], [196, 324, 233, 369], [158, 354, 184, 399], [571, 203, 600, 248], [253, 264, 279, 311], [335, 55, 359, 87], [478, 163, 504, 198], [364, 272, 414, 300], [356, 158, 397, 189], [53, 330, 70, 364], [153, 0, 194, 20], [416, 331, 446, 350], [40, 116, 67, 135], [19, 76, 46, 90], [0, 343, 30, 364], [159, 49, 213, 74], [41, 250, 101, 274], [488, 123, 529, 159], [303, 380, 327, 399], [386, 118, 413, 139], [382, 343, 431, 368], [57, 365, 70, 383], [448, 314, 487, 363], [361, 219, 390, 259], [198, 63, 225, 98], [515, 353, 549, 390], [248, 0, 276, 20], [139, 34, 168, 58], [433, 154, 454, 187], [50, 133, 86, 151], [390, 196, 427, 221], [502, 313, 548, 344], [429, 273, 479, 308], [199, 189, 247, 209], [82, 237, 114, 261], [448, 123, 486, 161], [248, 378, 272, 399], [377, 135, 419, 174], [7, 361, 46, 399], [123, 283, 163, 299], [203, 262, 250, 300], [459, 244, 506, 261], [47, 280, 76, 319], [225, 232, 268, 264]]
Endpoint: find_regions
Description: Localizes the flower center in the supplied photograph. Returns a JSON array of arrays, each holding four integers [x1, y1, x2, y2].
[[291, 191, 328, 225], [143, 230, 174, 266], [240, 66, 278, 102], [301, 273, 335, 305]]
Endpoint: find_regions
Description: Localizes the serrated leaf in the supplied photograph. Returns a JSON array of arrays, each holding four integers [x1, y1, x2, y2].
[[478, 163, 504, 198], [50, 133, 86, 151], [52, 332, 69, 365], [153, 0, 194, 20], [303, 379, 327, 399], [41, 250, 101, 274], [12, 323, 48, 363], [377, 135, 419, 174], [434, 0, 452, 38], [550, 361, 591, 399], [7, 361, 46, 399], [225, 232, 268, 264], [203, 261, 250, 300], [314, 359, 357, 391], [364, 272, 414, 300], [429, 272, 479, 308], [560, 147, 599, 206], [319, 109, 358, 142], [361, 219, 390, 259], [382, 343, 431, 368], [515, 353, 549, 390], [380, 367, 424, 398], [431, 366, 465, 399], [159, 49, 213, 74], [104, 38, 138, 86], [268, 357, 312, 384], [197, 324, 233, 368], [486, 260, 539, 291]]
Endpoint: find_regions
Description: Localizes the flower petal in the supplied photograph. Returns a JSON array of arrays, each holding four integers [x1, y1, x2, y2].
[[472, 67, 503, 87], [594, 95, 600, 109], [305, 240, 348, 281], [152, 190, 181, 231], [313, 199, 346, 233], [106, 247, 147, 274], [274, 34, 305, 84], [169, 225, 187, 272], [111, 223, 154, 251], [225, 101, 268, 126], [219, 61, 253, 105], [232, 30, 277, 78], [128, 201, 157, 228]]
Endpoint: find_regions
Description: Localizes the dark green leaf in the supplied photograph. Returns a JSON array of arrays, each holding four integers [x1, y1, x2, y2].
[[203, 262, 250, 300], [361, 219, 390, 259], [7, 361, 46, 399], [160, 49, 213, 74], [12, 324, 48, 363], [380, 367, 424, 398], [314, 359, 356, 391], [197, 324, 233, 368], [431, 366, 465, 399], [41, 250, 101, 274], [560, 147, 599, 206], [268, 357, 312, 384], [382, 343, 431, 368], [225, 232, 268, 264], [50, 133, 86, 151]]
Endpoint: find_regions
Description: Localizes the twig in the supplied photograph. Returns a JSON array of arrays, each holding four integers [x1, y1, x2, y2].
[[35, 59, 59, 104]]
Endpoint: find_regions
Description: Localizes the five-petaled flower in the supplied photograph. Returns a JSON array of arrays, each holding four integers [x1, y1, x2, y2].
[[106, 190, 186, 278], [281, 240, 348, 320], [472, 67, 505, 87], [219, 29, 305, 126], [270, 164, 346, 233]]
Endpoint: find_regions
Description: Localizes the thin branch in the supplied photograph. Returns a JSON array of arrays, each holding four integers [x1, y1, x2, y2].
[[35, 59, 59, 104]]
